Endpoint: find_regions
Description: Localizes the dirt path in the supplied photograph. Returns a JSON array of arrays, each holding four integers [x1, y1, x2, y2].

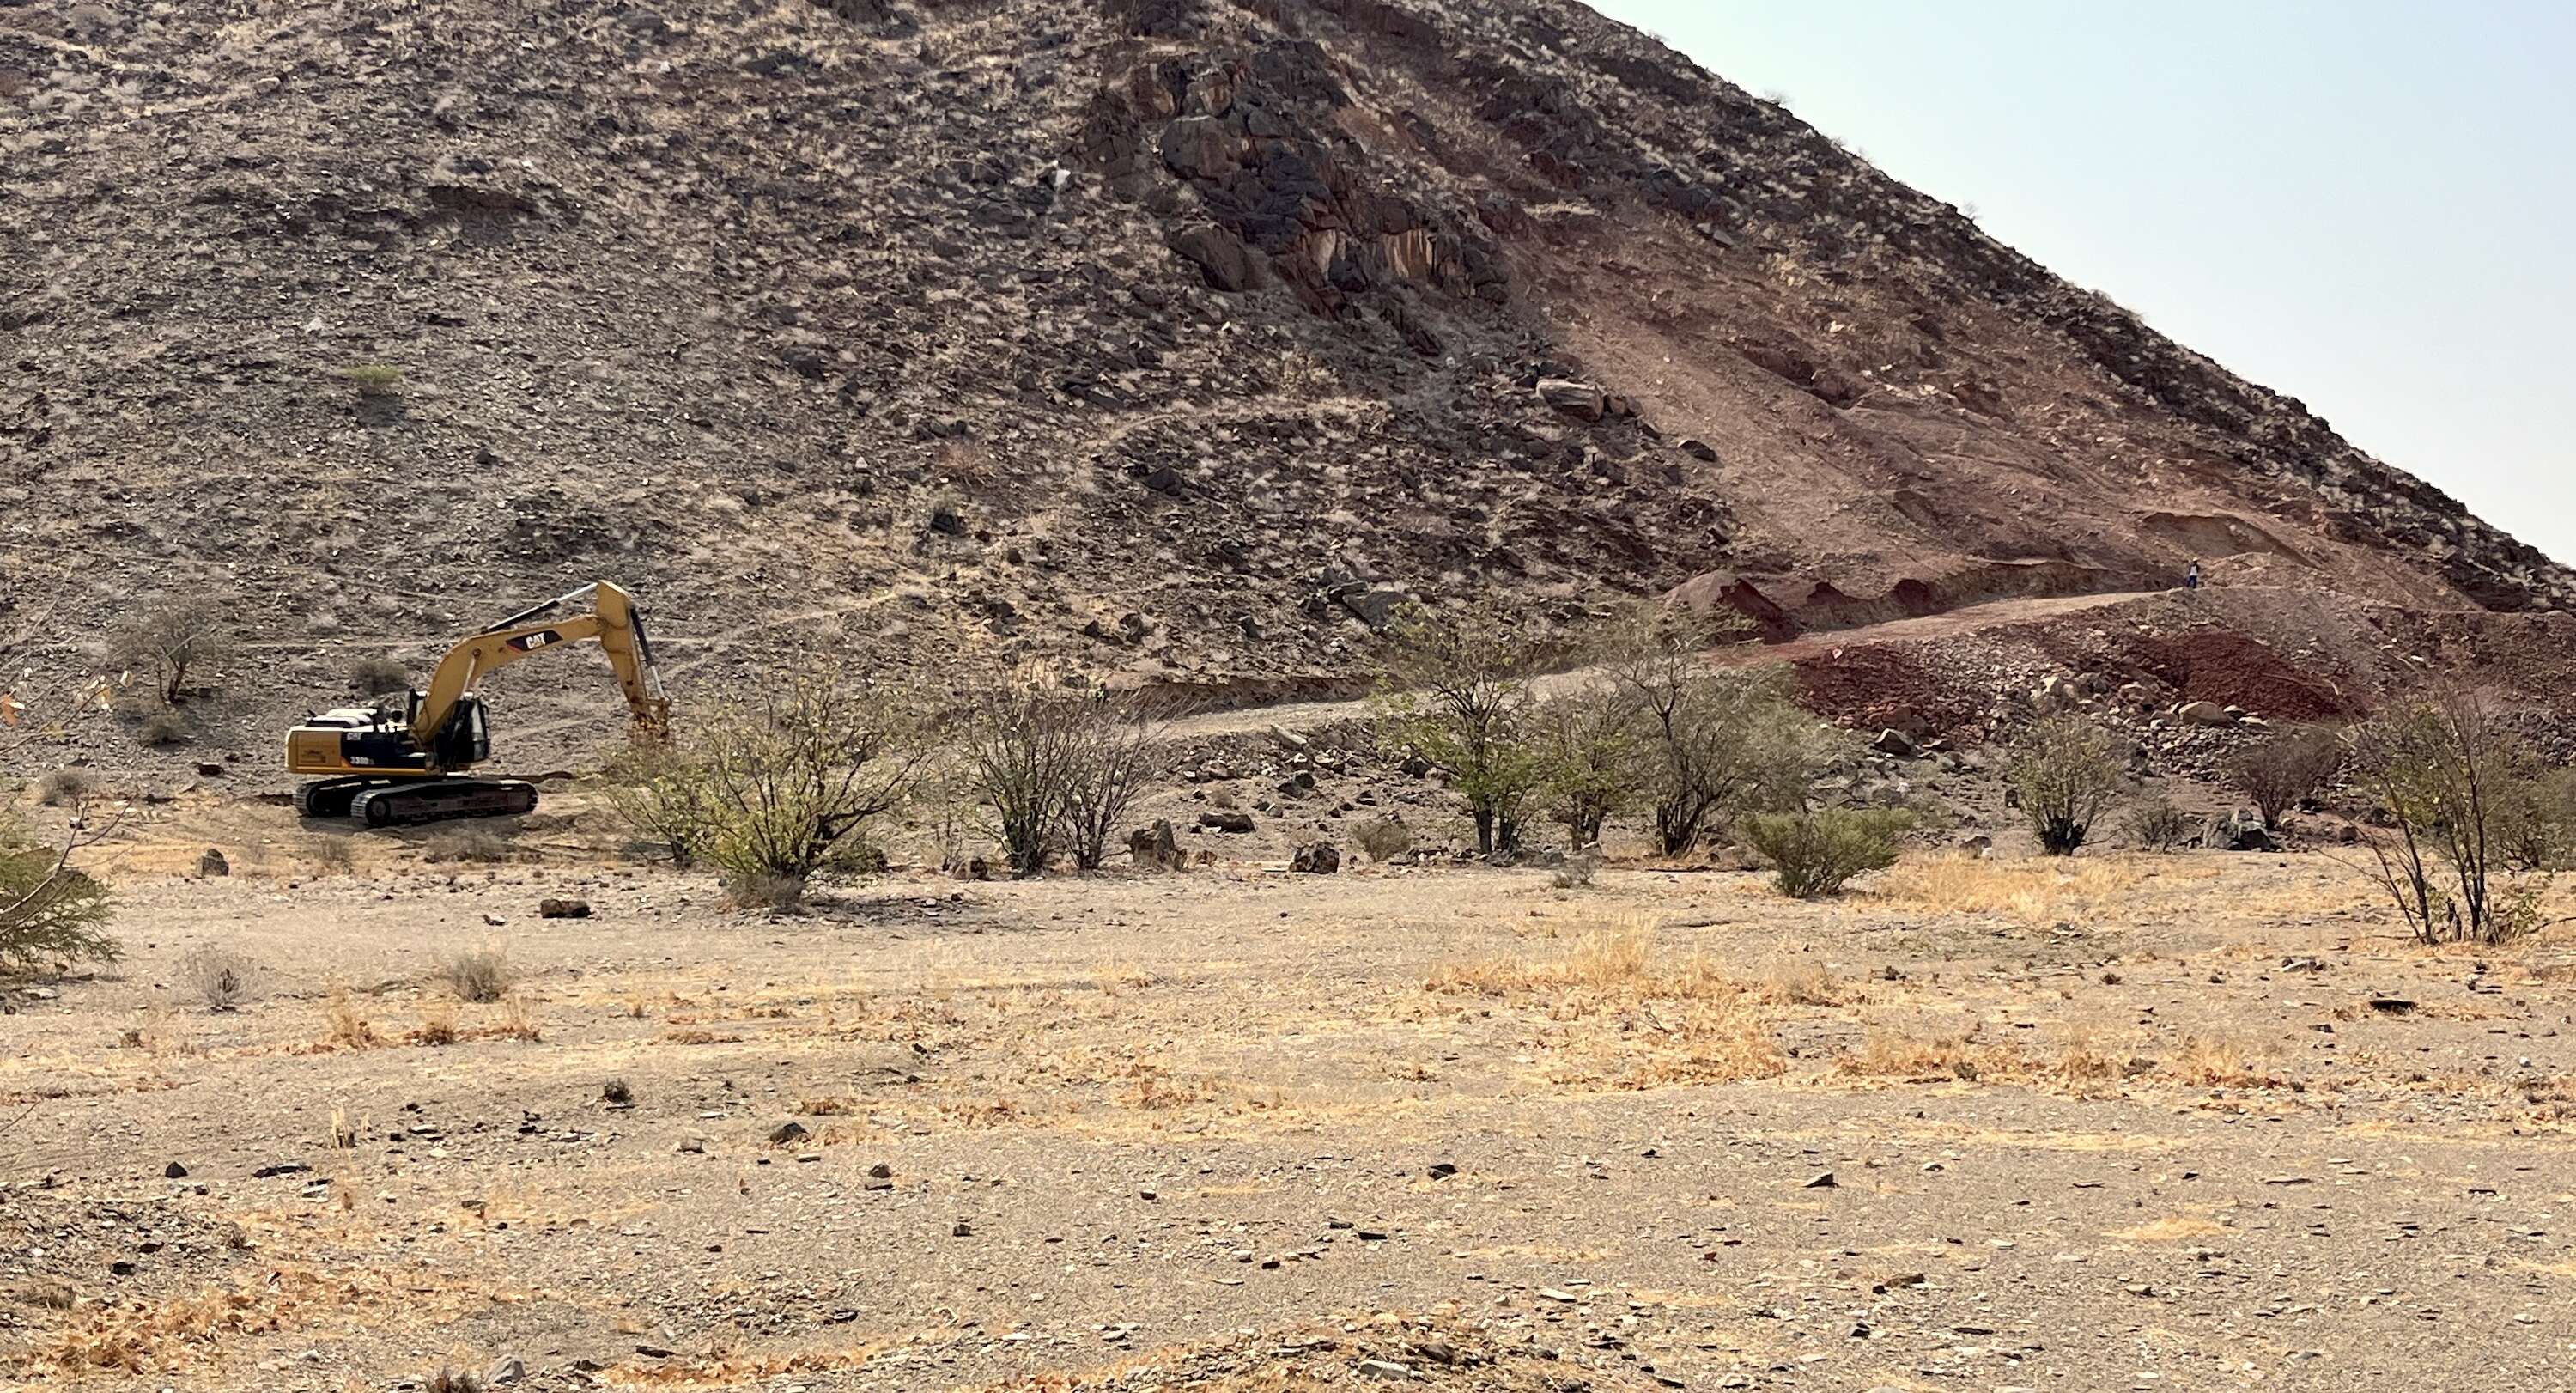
[[1167, 588, 2166, 739]]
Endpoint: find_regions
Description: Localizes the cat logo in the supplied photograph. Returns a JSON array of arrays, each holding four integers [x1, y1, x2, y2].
[[506, 629, 563, 653]]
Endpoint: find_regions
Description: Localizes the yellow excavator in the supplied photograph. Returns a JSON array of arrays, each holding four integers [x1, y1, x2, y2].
[[286, 581, 671, 827]]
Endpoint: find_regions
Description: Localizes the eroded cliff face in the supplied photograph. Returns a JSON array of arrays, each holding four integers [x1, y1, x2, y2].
[[1, 0, 2561, 761]]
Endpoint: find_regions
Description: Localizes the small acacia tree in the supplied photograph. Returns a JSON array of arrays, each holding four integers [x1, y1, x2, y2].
[[2347, 686, 2546, 945], [1602, 608, 1816, 855], [111, 599, 233, 708], [1, 666, 125, 972], [2495, 766, 2576, 873], [1055, 689, 1167, 873], [2007, 716, 2126, 855], [955, 675, 1084, 877], [691, 658, 924, 908], [2228, 727, 2342, 828], [1374, 605, 1550, 856], [1530, 678, 1643, 848], [1746, 807, 1911, 898], [601, 740, 714, 869]]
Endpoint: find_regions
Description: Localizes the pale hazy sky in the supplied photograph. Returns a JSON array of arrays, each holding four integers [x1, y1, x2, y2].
[[1592, 1, 2576, 567]]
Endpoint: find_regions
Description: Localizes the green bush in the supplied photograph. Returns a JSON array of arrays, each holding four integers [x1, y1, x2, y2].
[[349, 656, 410, 696], [2121, 796, 2194, 852], [1, 818, 116, 972], [1745, 807, 1912, 898], [2007, 717, 2126, 855]]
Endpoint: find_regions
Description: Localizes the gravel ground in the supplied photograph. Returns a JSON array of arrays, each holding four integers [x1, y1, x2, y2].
[[3, 845, 2573, 1390]]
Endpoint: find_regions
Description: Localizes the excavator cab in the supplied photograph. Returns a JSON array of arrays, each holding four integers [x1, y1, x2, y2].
[[416, 691, 492, 768]]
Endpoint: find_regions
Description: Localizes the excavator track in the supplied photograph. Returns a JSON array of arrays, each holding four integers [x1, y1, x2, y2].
[[338, 778, 538, 828]]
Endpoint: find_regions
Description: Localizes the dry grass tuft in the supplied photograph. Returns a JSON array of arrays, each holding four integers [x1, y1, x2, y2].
[[326, 1106, 360, 1149], [320, 988, 380, 1049], [2056, 1029, 2122, 1081], [1876, 854, 2148, 921], [2167, 1034, 2282, 1089], [411, 1003, 459, 1046], [437, 948, 512, 1003], [493, 994, 542, 1043], [176, 946, 258, 1012], [1838, 1025, 1984, 1081]]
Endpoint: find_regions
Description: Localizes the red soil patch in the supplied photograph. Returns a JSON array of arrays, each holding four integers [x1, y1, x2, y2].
[[2127, 630, 2357, 720], [1791, 646, 1984, 738]]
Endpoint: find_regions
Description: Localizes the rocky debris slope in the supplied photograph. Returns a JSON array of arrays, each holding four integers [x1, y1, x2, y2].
[[3, 0, 2567, 782]]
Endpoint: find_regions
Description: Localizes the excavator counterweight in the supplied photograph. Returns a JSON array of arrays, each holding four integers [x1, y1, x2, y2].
[[285, 581, 671, 828]]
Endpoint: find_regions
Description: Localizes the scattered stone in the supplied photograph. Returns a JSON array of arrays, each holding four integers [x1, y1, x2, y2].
[[538, 897, 592, 919], [487, 1356, 527, 1385], [602, 1080, 634, 1106], [2175, 700, 2236, 727], [2202, 809, 2275, 851], [1290, 842, 1340, 873], [1128, 819, 1183, 871], [1803, 1171, 1837, 1189], [952, 1220, 974, 1237], [252, 1162, 309, 1179], [768, 1122, 808, 1146], [163, 1161, 188, 1179], [1356, 1357, 1414, 1379], [1197, 810, 1255, 834], [1536, 378, 1607, 421], [1426, 1161, 1458, 1180], [199, 848, 229, 877]]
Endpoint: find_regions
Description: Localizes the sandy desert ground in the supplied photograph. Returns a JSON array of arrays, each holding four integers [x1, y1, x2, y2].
[[3, 800, 2574, 1392]]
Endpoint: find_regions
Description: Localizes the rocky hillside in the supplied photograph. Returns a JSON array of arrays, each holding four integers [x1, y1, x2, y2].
[[3, 0, 2568, 769]]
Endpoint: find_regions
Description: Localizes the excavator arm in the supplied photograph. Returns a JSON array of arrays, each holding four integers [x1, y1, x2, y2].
[[411, 581, 671, 749]]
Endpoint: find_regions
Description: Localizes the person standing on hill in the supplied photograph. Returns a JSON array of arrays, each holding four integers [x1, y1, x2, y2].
[[2184, 559, 2203, 592]]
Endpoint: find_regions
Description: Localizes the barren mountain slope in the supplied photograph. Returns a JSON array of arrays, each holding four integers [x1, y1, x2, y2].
[[3, 0, 2567, 769]]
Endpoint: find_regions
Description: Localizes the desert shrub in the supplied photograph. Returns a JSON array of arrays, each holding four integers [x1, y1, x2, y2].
[[601, 742, 714, 869], [309, 837, 355, 875], [342, 362, 404, 395], [0, 817, 116, 972], [2495, 766, 2576, 873], [137, 709, 190, 745], [949, 678, 1165, 877], [1373, 605, 1551, 856], [724, 873, 809, 911], [349, 656, 410, 696], [1602, 609, 1820, 855], [2006, 716, 2126, 855], [111, 599, 232, 707], [437, 949, 512, 1003], [2122, 796, 2195, 852], [34, 769, 94, 806], [1530, 678, 1643, 848], [954, 677, 1080, 877], [2229, 727, 2342, 827], [691, 658, 923, 906], [423, 825, 513, 863], [1353, 817, 1413, 863], [178, 946, 258, 1011], [2349, 688, 2549, 945], [1745, 807, 1911, 898], [1054, 690, 1166, 873]]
